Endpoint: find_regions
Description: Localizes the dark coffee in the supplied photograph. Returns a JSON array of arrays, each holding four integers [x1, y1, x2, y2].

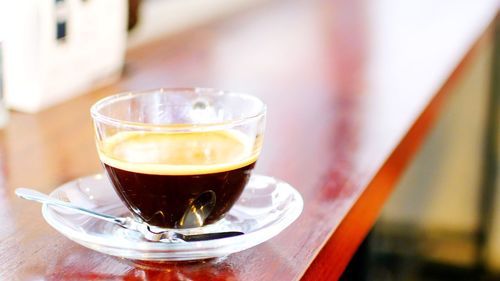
[[104, 162, 254, 228], [98, 130, 259, 228]]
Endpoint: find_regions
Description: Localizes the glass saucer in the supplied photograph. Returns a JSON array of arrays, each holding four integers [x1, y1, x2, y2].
[[41, 173, 303, 261]]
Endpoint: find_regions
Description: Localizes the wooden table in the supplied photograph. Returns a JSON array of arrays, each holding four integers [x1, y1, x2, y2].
[[2, 0, 498, 280]]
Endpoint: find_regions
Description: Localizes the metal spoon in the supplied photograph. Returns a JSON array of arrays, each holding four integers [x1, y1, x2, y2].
[[15, 188, 243, 242], [179, 190, 216, 228]]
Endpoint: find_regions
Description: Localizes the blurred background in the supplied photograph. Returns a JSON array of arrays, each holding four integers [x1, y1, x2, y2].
[[0, 0, 498, 280], [0, 0, 269, 113], [342, 30, 500, 280]]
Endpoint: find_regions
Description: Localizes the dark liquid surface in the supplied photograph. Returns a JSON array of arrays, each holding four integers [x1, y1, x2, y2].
[[104, 162, 255, 228]]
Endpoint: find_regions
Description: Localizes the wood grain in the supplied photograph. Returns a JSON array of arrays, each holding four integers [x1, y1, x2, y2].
[[1, 0, 498, 280]]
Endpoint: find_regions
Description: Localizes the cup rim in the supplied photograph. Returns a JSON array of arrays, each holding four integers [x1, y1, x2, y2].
[[90, 88, 266, 132]]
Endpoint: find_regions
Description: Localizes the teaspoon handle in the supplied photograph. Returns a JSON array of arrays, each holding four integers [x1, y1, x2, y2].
[[15, 188, 127, 225], [179, 231, 244, 242]]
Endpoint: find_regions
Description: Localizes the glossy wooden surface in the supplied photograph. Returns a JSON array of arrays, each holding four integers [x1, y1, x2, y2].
[[2, 0, 498, 280]]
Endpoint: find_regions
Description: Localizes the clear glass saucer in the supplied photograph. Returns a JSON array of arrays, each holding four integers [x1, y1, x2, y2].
[[41, 173, 303, 261]]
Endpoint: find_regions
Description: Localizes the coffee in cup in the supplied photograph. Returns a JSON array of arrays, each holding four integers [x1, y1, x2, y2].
[[91, 88, 266, 229]]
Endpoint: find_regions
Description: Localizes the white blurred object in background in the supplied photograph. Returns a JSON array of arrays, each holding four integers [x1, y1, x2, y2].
[[0, 41, 9, 127], [0, 0, 127, 113]]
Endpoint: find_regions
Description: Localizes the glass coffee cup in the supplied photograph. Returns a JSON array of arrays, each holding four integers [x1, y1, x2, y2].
[[90, 88, 266, 229]]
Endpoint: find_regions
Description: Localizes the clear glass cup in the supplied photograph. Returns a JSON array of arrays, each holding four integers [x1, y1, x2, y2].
[[90, 88, 266, 229]]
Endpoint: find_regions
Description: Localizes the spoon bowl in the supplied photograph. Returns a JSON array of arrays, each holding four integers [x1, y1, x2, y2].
[[179, 190, 216, 228]]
